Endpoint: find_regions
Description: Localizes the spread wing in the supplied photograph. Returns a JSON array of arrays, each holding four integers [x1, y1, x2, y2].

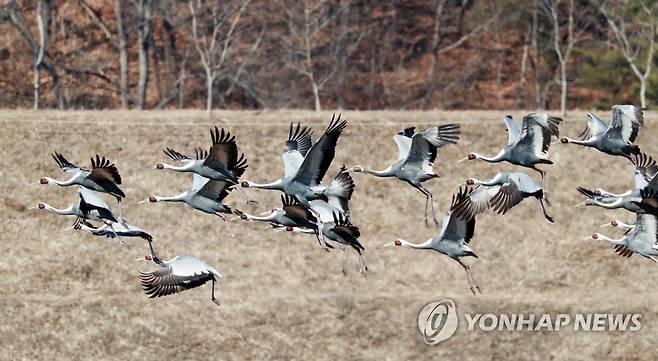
[[490, 182, 525, 215], [203, 127, 239, 170], [403, 124, 460, 170], [282, 195, 317, 224], [286, 123, 313, 156], [503, 116, 521, 145], [514, 113, 561, 156], [579, 113, 608, 141], [78, 187, 117, 222], [292, 114, 347, 186], [452, 184, 500, 220], [51, 152, 83, 173], [88, 154, 122, 185], [393, 133, 413, 161], [163, 148, 194, 163], [632, 153, 658, 190], [197, 179, 232, 202], [607, 105, 644, 144], [139, 262, 215, 298], [436, 187, 476, 246]]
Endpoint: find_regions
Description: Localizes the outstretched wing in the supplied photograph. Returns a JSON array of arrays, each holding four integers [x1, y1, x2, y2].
[[438, 187, 476, 245], [579, 113, 608, 141], [452, 184, 500, 221], [403, 123, 460, 170], [283, 123, 313, 178], [78, 187, 117, 222], [197, 179, 232, 202], [163, 148, 193, 163], [632, 153, 658, 190], [393, 127, 415, 161], [503, 116, 521, 145], [282, 195, 317, 224], [88, 154, 123, 186], [204, 127, 239, 170], [139, 262, 215, 298], [292, 114, 348, 186], [51, 152, 83, 173], [607, 105, 644, 144], [514, 113, 561, 156]]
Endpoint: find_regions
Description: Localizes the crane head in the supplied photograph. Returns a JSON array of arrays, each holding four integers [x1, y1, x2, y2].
[[591, 233, 599, 240], [241, 181, 250, 188], [240, 213, 248, 220], [39, 178, 49, 185], [465, 178, 475, 186], [394, 239, 402, 246], [610, 220, 618, 227], [155, 163, 164, 170], [145, 255, 153, 261], [351, 166, 362, 172], [285, 226, 294, 232], [148, 196, 157, 203], [458, 154, 476, 163], [560, 137, 569, 144], [38, 203, 45, 209]]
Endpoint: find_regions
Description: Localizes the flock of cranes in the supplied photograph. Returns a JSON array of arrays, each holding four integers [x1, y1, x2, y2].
[[34, 105, 658, 303]]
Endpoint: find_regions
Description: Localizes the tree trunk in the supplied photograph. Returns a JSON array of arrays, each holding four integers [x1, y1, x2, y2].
[[310, 75, 321, 112], [560, 61, 567, 116], [639, 78, 647, 109], [421, 0, 447, 109], [136, 0, 153, 110], [206, 70, 214, 113], [34, 0, 47, 109], [114, 0, 129, 109]]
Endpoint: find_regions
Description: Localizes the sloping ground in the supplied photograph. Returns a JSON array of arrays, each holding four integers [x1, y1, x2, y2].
[[1, 110, 657, 360]]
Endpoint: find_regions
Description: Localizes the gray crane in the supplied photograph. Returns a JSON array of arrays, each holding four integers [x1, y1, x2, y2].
[[285, 201, 367, 275], [35, 186, 118, 224], [350, 123, 461, 225], [156, 127, 246, 185], [72, 217, 153, 243], [240, 166, 354, 226], [383, 187, 481, 295], [144, 172, 241, 220], [585, 213, 658, 263], [41, 153, 125, 202], [560, 105, 644, 160], [458, 114, 561, 186], [454, 171, 553, 223], [138, 240, 222, 305], [241, 114, 348, 207], [576, 153, 658, 214]]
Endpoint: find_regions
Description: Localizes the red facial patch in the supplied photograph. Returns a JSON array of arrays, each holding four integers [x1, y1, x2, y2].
[[148, 196, 157, 203], [592, 233, 598, 239], [156, 163, 164, 169], [285, 226, 293, 232], [466, 179, 474, 185], [38, 203, 45, 209], [560, 137, 568, 144], [394, 239, 402, 246], [467, 154, 476, 160], [241, 181, 250, 188], [39, 178, 48, 184], [145, 255, 152, 261]]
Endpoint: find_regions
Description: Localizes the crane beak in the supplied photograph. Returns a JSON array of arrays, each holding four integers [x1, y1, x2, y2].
[[581, 236, 593, 241], [138, 198, 149, 204], [600, 223, 612, 228], [379, 242, 396, 248], [456, 157, 469, 164]]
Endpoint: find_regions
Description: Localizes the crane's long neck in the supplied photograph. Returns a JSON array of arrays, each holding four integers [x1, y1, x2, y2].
[[397, 238, 433, 249], [244, 179, 284, 190], [161, 162, 194, 172], [359, 166, 395, 177], [475, 150, 506, 163], [244, 212, 278, 222], [564, 137, 596, 146], [596, 233, 624, 246], [146, 239, 163, 265], [154, 193, 188, 203], [587, 198, 624, 209], [615, 221, 635, 230], [43, 203, 77, 215], [475, 173, 506, 186], [47, 175, 80, 186]]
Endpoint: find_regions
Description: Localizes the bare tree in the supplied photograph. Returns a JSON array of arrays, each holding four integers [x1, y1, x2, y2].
[[542, 0, 574, 116], [188, 0, 251, 113], [115, 0, 130, 108], [421, 1, 494, 109], [599, 1, 656, 108], [134, 0, 153, 109]]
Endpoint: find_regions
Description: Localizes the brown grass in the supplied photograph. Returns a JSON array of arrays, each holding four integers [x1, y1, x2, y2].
[[2, 110, 657, 360]]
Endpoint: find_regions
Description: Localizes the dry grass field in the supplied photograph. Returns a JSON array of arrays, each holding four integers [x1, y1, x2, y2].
[[2, 110, 657, 360]]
